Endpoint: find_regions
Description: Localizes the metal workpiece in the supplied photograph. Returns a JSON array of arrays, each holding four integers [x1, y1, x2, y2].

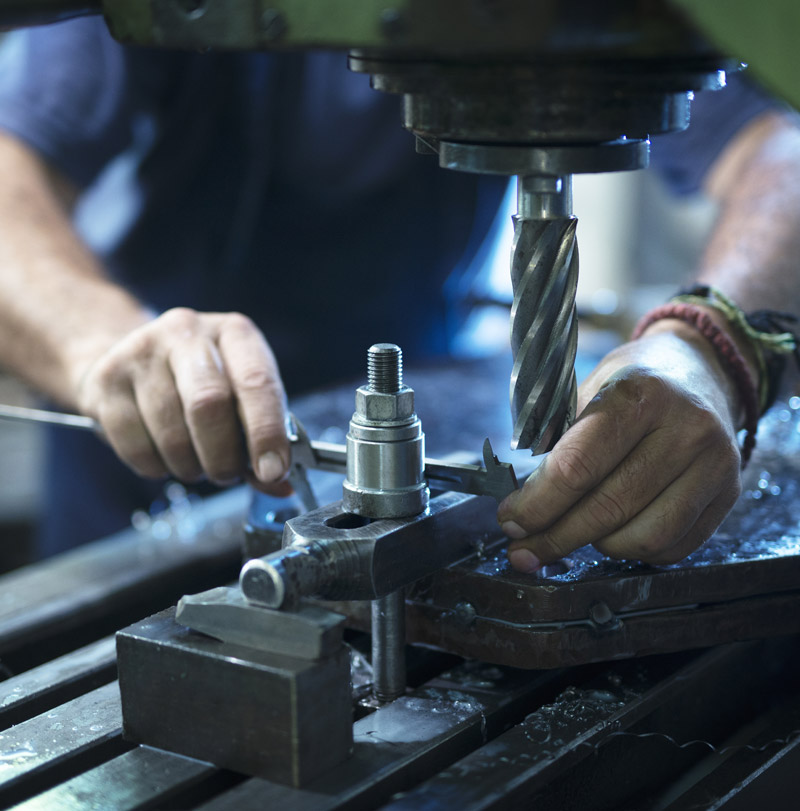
[[509, 176, 579, 452], [342, 344, 429, 519], [240, 490, 502, 609], [371, 590, 407, 703], [176, 586, 346, 660], [117, 607, 353, 787]]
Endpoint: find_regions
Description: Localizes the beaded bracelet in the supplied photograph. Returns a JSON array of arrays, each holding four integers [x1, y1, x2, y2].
[[673, 285, 798, 413], [631, 302, 759, 467]]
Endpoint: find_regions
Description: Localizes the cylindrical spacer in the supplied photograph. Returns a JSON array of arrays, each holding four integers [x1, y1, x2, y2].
[[342, 344, 429, 519]]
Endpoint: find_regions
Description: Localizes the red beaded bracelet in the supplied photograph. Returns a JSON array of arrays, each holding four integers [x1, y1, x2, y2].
[[631, 302, 759, 467]]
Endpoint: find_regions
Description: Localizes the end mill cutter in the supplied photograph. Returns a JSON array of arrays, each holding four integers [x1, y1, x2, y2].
[[510, 175, 579, 453]]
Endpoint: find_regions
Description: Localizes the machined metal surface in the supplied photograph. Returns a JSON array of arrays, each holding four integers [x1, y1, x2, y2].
[[6, 634, 800, 809], [439, 138, 650, 177], [342, 345, 428, 519], [176, 587, 346, 660], [117, 607, 353, 787], [0, 486, 248, 674], [0, 636, 116, 730], [370, 590, 406, 703], [509, 177, 579, 451], [240, 490, 502, 609]]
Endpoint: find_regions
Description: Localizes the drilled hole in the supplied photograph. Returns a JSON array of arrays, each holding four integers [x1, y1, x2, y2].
[[325, 513, 372, 529]]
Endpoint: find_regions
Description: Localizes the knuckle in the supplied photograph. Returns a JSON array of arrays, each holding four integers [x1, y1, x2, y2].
[[534, 531, 572, 562], [92, 356, 123, 390], [550, 444, 596, 495], [584, 489, 628, 532], [159, 307, 199, 334], [155, 430, 194, 466], [236, 366, 276, 393], [185, 386, 232, 422], [223, 312, 257, 334]]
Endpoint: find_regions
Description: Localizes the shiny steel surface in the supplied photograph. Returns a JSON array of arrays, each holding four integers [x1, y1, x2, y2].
[[240, 491, 502, 608], [117, 608, 353, 787], [175, 586, 346, 660], [509, 177, 579, 452], [370, 590, 406, 702], [342, 345, 429, 519]]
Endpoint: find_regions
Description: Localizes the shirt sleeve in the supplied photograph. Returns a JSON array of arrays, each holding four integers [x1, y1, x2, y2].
[[650, 71, 783, 196], [0, 17, 134, 189]]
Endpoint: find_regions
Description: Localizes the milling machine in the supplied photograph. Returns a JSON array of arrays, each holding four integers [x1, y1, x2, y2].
[[2, 1, 800, 807]]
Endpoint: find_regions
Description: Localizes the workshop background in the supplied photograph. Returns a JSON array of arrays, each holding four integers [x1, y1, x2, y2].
[[0, 168, 715, 574]]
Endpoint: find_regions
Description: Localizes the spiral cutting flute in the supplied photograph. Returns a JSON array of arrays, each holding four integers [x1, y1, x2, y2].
[[510, 175, 579, 453]]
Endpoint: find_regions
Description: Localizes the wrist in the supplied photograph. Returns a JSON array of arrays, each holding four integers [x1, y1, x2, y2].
[[632, 302, 760, 466], [639, 308, 760, 422]]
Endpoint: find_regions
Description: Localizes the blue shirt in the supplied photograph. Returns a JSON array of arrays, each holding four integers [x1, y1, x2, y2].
[[0, 18, 508, 554], [0, 20, 777, 555]]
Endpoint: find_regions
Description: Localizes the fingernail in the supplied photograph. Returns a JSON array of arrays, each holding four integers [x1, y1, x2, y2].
[[509, 548, 542, 574], [501, 520, 528, 540], [258, 451, 286, 483]]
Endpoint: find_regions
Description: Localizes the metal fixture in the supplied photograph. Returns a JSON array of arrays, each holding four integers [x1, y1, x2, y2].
[[342, 343, 428, 519], [370, 590, 407, 703], [240, 490, 501, 605], [118, 606, 353, 787]]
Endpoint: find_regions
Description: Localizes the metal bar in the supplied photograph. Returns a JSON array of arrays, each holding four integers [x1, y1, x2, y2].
[[0, 636, 116, 730], [0, 488, 248, 672], [371, 590, 406, 702], [0, 404, 99, 432], [0, 682, 128, 808], [658, 690, 800, 809], [195, 661, 569, 810], [380, 641, 788, 810], [404, 590, 800, 669], [11, 746, 237, 811]]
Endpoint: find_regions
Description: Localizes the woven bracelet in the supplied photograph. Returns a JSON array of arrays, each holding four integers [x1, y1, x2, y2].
[[674, 285, 799, 413], [631, 302, 759, 467]]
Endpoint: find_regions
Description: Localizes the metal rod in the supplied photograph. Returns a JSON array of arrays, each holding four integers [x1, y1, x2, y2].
[[371, 589, 407, 702], [509, 174, 579, 452], [0, 404, 100, 432]]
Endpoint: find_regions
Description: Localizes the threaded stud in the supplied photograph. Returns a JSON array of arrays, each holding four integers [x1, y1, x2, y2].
[[367, 344, 403, 393]]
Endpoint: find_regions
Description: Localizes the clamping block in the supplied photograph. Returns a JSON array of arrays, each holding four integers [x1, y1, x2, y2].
[[116, 606, 352, 786]]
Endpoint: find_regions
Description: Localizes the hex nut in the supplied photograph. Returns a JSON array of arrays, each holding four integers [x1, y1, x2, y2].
[[354, 386, 415, 422]]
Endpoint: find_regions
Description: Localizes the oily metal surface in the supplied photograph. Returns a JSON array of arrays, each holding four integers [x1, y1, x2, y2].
[[0, 636, 116, 730], [0, 488, 248, 673], [509, 215, 578, 452], [4, 635, 800, 809], [117, 608, 353, 787]]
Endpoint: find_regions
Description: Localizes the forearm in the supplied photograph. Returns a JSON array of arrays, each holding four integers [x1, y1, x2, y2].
[[0, 131, 151, 408], [699, 111, 800, 315]]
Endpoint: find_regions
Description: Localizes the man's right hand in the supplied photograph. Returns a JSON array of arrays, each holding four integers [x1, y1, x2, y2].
[[76, 307, 292, 493]]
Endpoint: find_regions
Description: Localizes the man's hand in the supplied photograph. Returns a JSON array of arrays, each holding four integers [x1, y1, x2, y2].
[[76, 308, 291, 493], [498, 324, 745, 572]]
